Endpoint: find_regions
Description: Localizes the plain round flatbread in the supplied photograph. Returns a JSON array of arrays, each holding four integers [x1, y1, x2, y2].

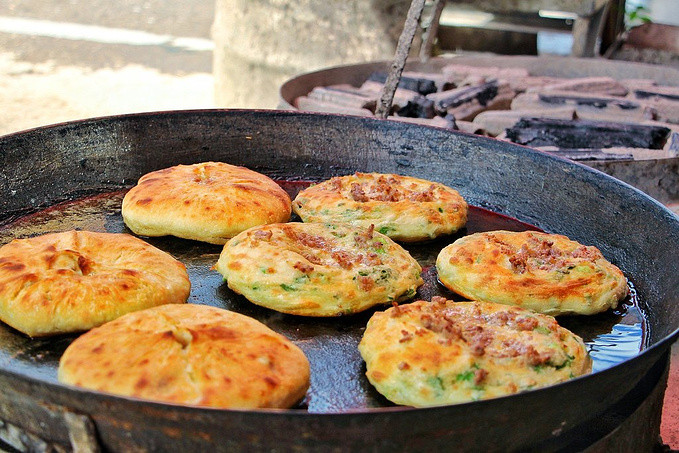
[[359, 297, 591, 407], [436, 230, 629, 316], [215, 222, 424, 316], [58, 304, 310, 409], [122, 161, 291, 244], [0, 230, 190, 337], [292, 173, 468, 242]]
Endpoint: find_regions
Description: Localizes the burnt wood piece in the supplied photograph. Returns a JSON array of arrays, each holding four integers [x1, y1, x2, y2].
[[440, 64, 529, 84], [307, 87, 377, 111], [388, 114, 456, 129], [427, 81, 499, 113], [541, 148, 634, 161], [401, 71, 453, 92], [395, 96, 436, 118], [504, 76, 565, 94], [635, 89, 679, 102], [621, 79, 658, 91], [360, 80, 420, 106], [427, 81, 515, 121], [642, 99, 679, 124], [634, 88, 679, 124], [294, 97, 373, 117], [455, 120, 489, 136], [505, 118, 671, 150], [539, 93, 639, 110], [511, 91, 657, 122], [472, 108, 576, 136], [368, 71, 437, 96], [535, 77, 629, 97], [540, 146, 669, 161]]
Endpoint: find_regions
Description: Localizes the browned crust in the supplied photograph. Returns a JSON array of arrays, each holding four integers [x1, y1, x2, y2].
[[0, 230, 190, 336], [58, 304, 310, 409], [122, 162, 291, 244]]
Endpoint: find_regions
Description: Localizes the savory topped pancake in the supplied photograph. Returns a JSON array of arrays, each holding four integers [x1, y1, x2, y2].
[[436, 230, 628, 316], [292, 172, 468, 242], [358, 297, 591, 407], [122, 161, 291, 244], [58, 304, 310, 409], [214, 222, 423, 316], [0, 230, 190, 337]]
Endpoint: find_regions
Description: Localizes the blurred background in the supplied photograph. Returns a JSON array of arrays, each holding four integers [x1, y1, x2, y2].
[[0, 0, 677, 135]]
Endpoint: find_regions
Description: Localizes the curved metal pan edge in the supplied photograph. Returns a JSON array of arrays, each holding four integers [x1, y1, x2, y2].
[[0, 110, 677, 451]]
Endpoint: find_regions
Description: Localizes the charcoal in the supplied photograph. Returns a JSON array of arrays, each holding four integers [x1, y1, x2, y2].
[[440, 64, 529, 83], [634, 89, 679, 124], [367, 72, 437, 96], [402, 71, 452, 91], [427, 81, 499, 112], [621, 79, 657, 91], [359, 80, 420, 109], [455, 120, 489, 136], [396, 96, 436, 118], [635, 88, 679, 102], [295, 96, 373, 117], [389, 115, 456, 130], [538, 93, 640, 110], [541, 148, 634, 161], [504, 76, 563, 94], [308, 87, 376, 111], [534, 77, 629, 97], [511, 92, 656, 122], [472, 108, 576, 136], [505, 118, 671, 150]]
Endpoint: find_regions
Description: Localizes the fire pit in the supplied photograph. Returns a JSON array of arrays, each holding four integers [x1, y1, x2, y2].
[[279, 55, 679, 210]]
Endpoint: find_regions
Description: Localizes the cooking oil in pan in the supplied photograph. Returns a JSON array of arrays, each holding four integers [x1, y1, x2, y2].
[[0, 187, 647, 411]]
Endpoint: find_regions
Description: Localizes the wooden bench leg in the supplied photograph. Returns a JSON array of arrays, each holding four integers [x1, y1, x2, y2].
[[572, 3, 610, 57]]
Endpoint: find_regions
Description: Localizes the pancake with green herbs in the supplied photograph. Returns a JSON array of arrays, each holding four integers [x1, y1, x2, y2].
[[292, 173, 467, 242], [359, 297, 591, 407], [436, 230, 628, 316], [215, 222, 423, 316]]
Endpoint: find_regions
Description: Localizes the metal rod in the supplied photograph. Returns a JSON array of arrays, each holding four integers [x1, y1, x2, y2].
[[375, 0, 427, 119], [419, 0, 447, 62]]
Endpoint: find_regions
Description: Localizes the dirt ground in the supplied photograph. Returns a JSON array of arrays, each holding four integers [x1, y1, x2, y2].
[[0, 51, 214, 136]]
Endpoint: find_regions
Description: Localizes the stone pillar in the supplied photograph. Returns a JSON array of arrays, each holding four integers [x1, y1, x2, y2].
[[212, 0, 412, 108]]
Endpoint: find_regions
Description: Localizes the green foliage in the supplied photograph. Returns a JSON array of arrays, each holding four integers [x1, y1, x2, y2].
[[626, 5, 652, 28]]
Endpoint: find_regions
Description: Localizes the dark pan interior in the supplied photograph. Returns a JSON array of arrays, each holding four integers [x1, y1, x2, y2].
[[0, 110, 677, 451]]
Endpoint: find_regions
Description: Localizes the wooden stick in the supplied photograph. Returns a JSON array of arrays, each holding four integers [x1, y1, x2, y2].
[[419, 0, 447, 62], [375, 0, 427, 119]]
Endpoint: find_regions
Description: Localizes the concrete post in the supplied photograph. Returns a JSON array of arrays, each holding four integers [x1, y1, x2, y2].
[[212, 0, 412, 108]]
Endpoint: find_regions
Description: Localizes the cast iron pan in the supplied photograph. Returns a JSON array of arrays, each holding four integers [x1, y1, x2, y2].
[[0, 110, 677, 451]]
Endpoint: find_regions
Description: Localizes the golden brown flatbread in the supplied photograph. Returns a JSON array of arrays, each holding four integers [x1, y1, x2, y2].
[[436, 230, 628, 315], [215, 222, 423, 316], [0, 230, 190, 337], [122, 161, 291, 244], [359, 297, 591, 407], [58, 304, 310, 409], [292, 173, 467, 242]]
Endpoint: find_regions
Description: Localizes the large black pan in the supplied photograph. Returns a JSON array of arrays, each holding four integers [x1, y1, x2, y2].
[[0, 110, 677, 451]]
